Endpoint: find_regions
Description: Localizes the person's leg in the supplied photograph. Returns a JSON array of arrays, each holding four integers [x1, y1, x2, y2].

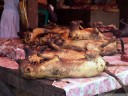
[[38, 9, 49, 25], [0, 9, 19, 38], [38, 13, 45, 27]]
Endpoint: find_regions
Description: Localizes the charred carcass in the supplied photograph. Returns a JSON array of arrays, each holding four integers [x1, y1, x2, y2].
[[23, 45, 86, 64], [69, 20, 107, 40], [17, 50, 106, 78], [23, 28, 48, 43], [22, 27, 69, 45], [50, 36, 122, 56], [44, 23, 70, 39], [17, 49, 127, 93]]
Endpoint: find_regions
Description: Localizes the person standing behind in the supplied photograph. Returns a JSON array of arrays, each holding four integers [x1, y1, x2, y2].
[[38, 0, 57, 27], [0, 0, 19, 38]]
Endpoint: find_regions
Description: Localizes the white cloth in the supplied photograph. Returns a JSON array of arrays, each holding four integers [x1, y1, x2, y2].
[[49, 4, 54, 11], [0, 0, 19, 38]]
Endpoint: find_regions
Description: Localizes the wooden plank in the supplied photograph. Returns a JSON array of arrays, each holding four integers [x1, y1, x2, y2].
[[0, 66, 66, 96]]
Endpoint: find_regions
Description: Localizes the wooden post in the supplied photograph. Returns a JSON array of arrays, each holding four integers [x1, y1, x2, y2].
[[27, 0, 38, 29]]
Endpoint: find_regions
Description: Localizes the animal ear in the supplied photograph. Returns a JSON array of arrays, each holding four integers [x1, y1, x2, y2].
[[16, 59, 24, 65], [70, 21, 75, 24], [23, 46, 33, 59], [78, 20, 83, 24]]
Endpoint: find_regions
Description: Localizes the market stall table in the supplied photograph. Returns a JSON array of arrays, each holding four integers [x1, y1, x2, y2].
[[0, 37, 128, 96]]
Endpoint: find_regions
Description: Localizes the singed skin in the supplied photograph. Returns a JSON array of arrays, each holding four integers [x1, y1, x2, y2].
[[39, 49, 85, 59], [24, 28, 46, 43], [23, 22, 118, 57], [45, 26, 70, 40], [70, 28, 105, 40], [18, 50, 106, 79], [62, 38, 118, 56], [69, 20, 107, 40], [26, 47, 86, 63]]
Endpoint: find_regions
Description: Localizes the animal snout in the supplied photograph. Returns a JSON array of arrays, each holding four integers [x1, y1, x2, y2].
[[25, 67, 32, 73]]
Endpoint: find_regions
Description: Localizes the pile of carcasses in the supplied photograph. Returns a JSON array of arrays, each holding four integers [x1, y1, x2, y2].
[[0, 20, 125, 79]]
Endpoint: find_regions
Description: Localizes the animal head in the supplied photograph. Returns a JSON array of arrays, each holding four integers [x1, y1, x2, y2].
[[23, 30, 33, 43], [23, 28, 46, 43], [70, 20, 83, 31], [17, 55, 61, 79], [16, 59, 41, 79], [23, 46, 44, 64], [17, 46, 46, 79]]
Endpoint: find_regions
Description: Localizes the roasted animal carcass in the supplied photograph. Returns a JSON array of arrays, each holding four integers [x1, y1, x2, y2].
[[69, 20, 107, 40], [23, 45, 85, 64], [17, 50, 106, 78], [23, 28, 47, 43], [45, 22, 121, 56], [51, 36, 121, 56], [24, 36, 119, 63], [22, 20, 122, 56], [95, 21, 117, 32], [17, 48, 126, 92], [44, 24, 70, 39], [17, 41, 119, 79], [23, 20, 108, 44], [38, 49, 85, 60], [23, 24, 70, 44], [86, 39, 119, 56]]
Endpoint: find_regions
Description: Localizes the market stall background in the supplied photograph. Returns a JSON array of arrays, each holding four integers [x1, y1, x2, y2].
[[0, 0, 128, 96]]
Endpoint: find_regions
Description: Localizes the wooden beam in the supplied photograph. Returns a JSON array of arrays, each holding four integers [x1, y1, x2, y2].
[[27, 0, 38, 29]]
